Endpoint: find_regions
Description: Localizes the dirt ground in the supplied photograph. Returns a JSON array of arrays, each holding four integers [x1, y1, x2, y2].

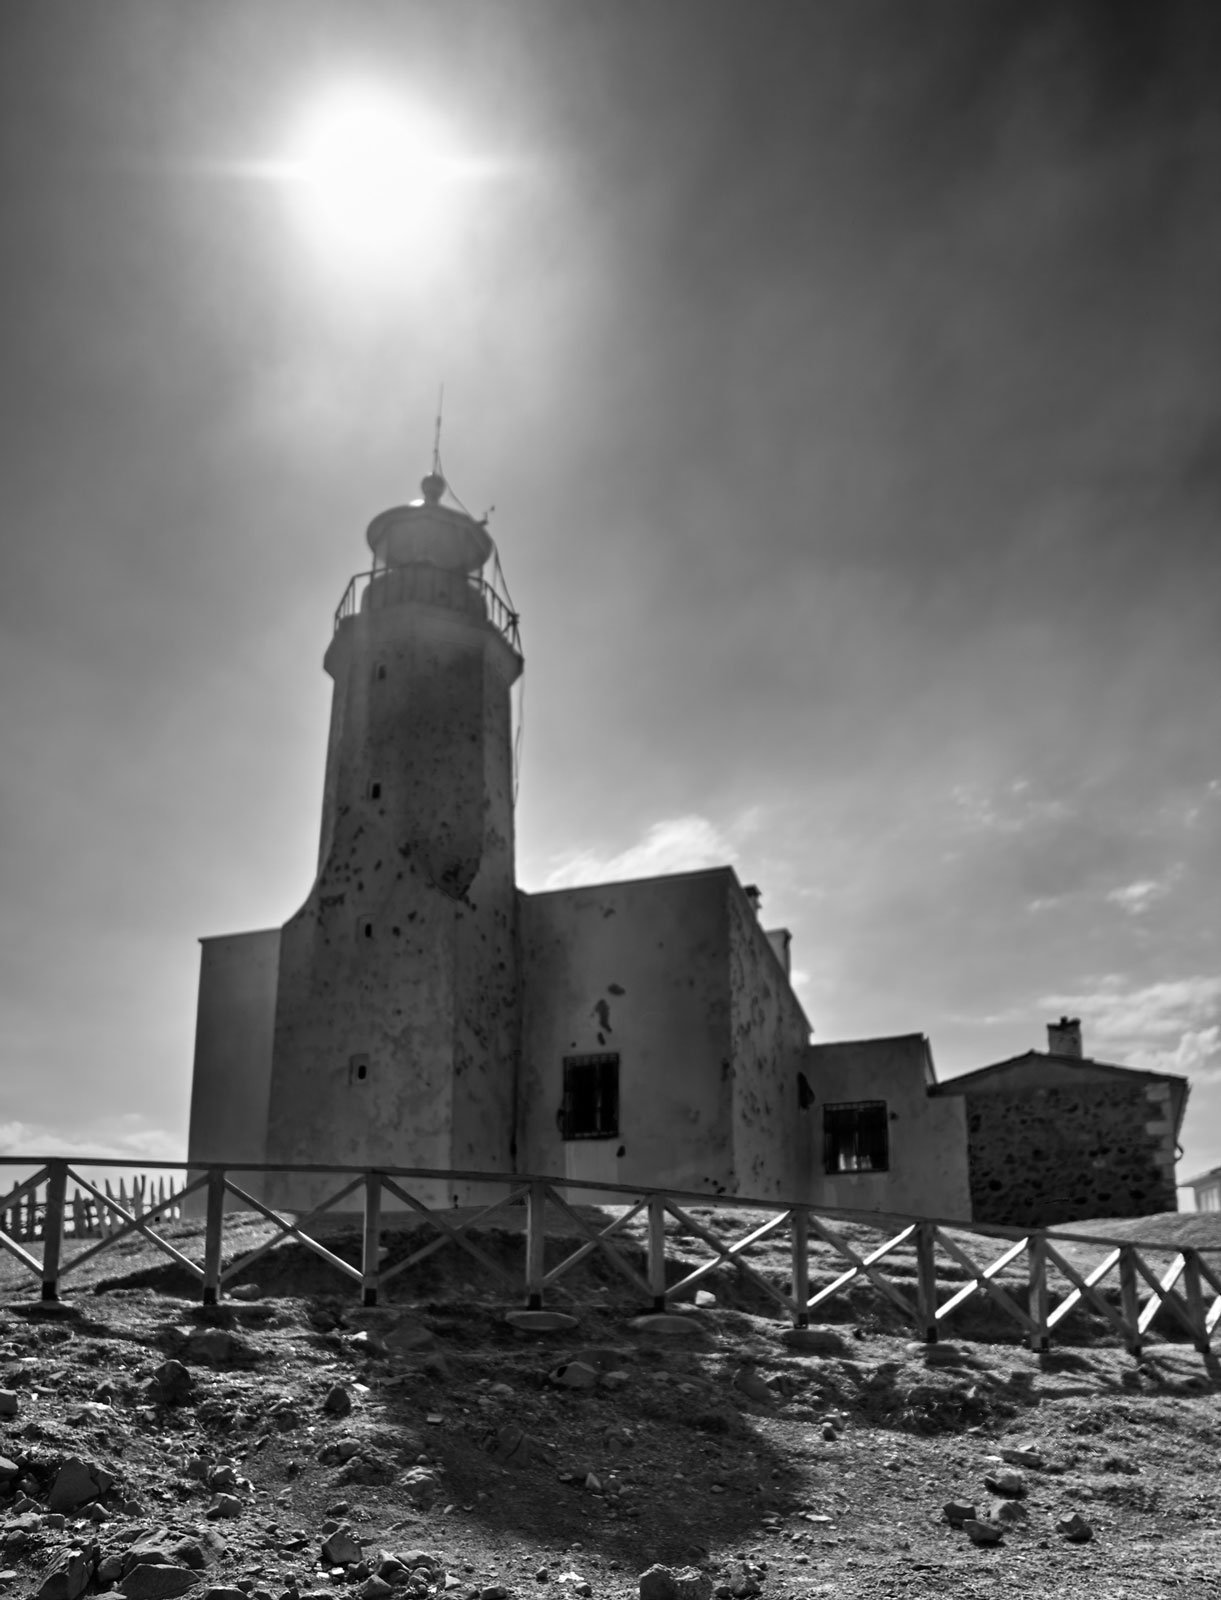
[[1, 1208, 1219, 1599]]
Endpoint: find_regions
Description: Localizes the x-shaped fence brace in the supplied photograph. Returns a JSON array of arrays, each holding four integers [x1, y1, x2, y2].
[[3, 1161, 1220, 1358]]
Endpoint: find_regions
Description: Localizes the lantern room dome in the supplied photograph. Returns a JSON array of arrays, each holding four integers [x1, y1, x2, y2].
[[366, 473, 493, 574]]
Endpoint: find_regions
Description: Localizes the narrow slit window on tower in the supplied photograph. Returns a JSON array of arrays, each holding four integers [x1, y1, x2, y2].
[[374, 662, 388, 682], [367, 780, 382, 800], [559, 1053, 619, 1140], [349, 1053, 370, 1084], [823, 1100, 889, 1174], [357, 917, 374, 942]]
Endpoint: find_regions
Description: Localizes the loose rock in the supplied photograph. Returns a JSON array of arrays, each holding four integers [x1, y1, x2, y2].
[[119, 1564, 201, 1600], [983, 1471, 1025, 1498], [323, 1386, 353, 1418], [963, 1519, 1004, 1546], [1055, 1512, 1094, 1544], [550, 1362, 598, 1391], [47, 1457, 114, 1513], [35, 1547, 95, 1600]]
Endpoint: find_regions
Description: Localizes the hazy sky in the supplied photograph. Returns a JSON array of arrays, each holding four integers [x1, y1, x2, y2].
[[2, 1, 1219, 1188]]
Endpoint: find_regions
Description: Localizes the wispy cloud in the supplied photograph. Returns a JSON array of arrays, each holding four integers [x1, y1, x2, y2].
[[1131, 1026, 1221, 1084], [1106, 878, 1169, 915], [0, 1115, 180, 1164], [1105, 865, 1180, 916], [949, 780, 1072, 837], [1034, 974, 1221, 1089], [543, 814, 738, 890]]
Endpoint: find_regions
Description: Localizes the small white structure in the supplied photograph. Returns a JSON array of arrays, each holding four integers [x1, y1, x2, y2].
[[1187, 1167, 1221, 1212]]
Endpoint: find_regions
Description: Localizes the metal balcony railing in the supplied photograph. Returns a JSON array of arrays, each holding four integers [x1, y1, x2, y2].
[[333, 563, 521, 654]]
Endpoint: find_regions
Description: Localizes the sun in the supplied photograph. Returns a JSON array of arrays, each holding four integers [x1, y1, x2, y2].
[[286, 89, 467, 269]]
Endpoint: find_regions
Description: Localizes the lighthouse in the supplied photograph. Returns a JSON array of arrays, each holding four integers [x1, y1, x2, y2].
[[262, 467, 523, 1206]]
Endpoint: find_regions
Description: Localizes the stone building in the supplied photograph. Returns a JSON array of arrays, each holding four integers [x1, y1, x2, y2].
[[933, 1018, 1189, 1227]]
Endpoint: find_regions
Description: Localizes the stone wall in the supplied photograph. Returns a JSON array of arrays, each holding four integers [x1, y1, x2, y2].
[[965, 1080, 1179, 1226]]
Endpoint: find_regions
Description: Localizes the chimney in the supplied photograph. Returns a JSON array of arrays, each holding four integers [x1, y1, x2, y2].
[[743, 884, 762, 916], [1047, 1016, 1082, 1058], [766, 928, 792, 977]]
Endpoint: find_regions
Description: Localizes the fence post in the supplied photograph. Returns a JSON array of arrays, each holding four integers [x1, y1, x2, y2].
[[647, 1194, 668, 1313], [1183, 1251, 1209, 1354], [40, 1161, 68, 1301], [790, 1207, 810, 1327], [1119, 1246, 1142, 1357], [202, 1168, 226, 1305], [1027, 1231, 1050, 1353], [525, 1180, 548, 1309], [362, 1171, 382, 1307], [914, 1222, 938, 1344]]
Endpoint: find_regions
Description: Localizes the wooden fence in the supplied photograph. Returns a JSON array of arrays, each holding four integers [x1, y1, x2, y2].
[[0, 1158, 1218, 1359], [1, 1173, 183, 1242]]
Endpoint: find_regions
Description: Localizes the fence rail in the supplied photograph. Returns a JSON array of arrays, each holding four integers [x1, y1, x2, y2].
[[0, 1158, 1217, 1359]]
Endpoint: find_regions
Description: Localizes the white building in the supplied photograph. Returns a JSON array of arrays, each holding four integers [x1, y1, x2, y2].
[[186, 465, 976, 1219]]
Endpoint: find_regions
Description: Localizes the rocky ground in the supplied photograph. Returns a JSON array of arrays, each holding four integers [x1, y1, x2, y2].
[[0, 1211, 1219, 1599]]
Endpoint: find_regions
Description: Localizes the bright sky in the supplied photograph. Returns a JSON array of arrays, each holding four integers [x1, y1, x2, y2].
[[1, 3, 1219, 1190]]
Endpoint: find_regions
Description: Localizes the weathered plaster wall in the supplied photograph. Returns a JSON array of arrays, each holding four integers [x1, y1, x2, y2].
[[727, 887, 811, 1199], [801, 1036, 972, 1220], [518, 870, 734, 1196], [186, 929, 281, 1205], [263, 595, 520, 1209], [955, 1068, 1181, 1225]]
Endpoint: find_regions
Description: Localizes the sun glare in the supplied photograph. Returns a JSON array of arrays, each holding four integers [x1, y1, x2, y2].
[[286, 90, 470, 270]]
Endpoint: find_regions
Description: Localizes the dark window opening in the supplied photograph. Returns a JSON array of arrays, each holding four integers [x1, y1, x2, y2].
[[349, 1053, 370, 1085], [797, 1071, 814, 1110], [358, 918, 374, 941], [823, 1100, 889, 1174], [374, 662, 388, 682], [560, 1053, 619, 1140], [368, 781, 382, 800]]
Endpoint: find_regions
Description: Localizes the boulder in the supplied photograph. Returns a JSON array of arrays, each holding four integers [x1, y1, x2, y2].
[[731, 1368, 772, 1405], [983, 1471, 1026, 1498], [780, 1327, 848, 1356], [963, 1519, 1003, 1546], [942, 1503, 975, 1528], [35, 1547, 95, 1600], [186, 1329, 236, 1367], [147, 1361, 194, 1406], [384, 1319, 435, 1355], [321, 1527, 363, 1566], [399, 1466, 443, 1508], [1055, 1512, 1093, 1544], [323, 1385, 353, 1417], [48, 1456, 114, 1512], [0, 1392, 19, 1418], [119, 1565, 201, 1599], [550, 1362, 598, 1391]]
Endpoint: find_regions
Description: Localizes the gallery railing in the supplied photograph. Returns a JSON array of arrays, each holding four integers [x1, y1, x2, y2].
[[0, 1158, 1218, 1359], [333, 564, 521, 654]]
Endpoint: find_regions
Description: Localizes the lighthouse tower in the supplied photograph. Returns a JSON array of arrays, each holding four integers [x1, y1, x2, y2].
[[263, 467, 523, 1207]]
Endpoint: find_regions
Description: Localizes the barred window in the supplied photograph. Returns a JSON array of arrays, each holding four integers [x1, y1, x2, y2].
[[824, 1100, 889, 1173], [560, 1053, 619, 1140]]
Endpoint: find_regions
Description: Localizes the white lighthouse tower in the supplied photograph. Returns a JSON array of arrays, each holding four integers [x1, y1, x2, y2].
[[262, 464, 523, 1206]]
